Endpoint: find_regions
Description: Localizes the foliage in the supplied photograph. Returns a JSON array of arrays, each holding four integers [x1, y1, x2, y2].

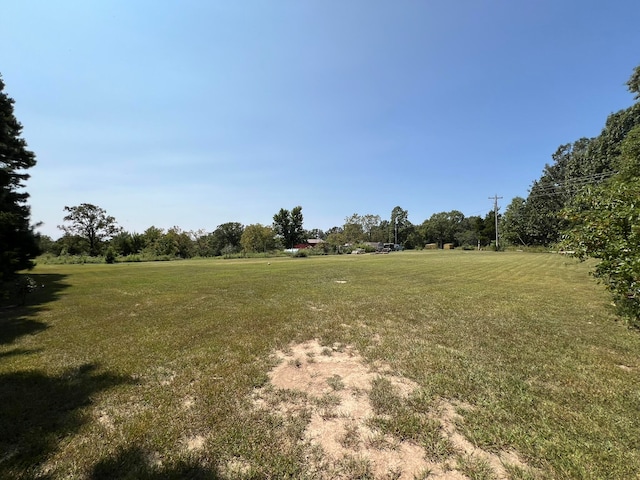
[[390, 206, 412, 245], [626, 64, 640, 100], [421, 210, 465, 248], [342, 214, 365, 243], [501, 197, 529, 246], [104, 247, 116, 264], [58, 204, 121, 256], [208, 222, 244, 256], [273, 206, 304, 249], [163, 227, 194, 258], [342, 213, 384, 242], [522, 66, 640, 246], [109, 231, 145, 257], [558, 66, 640, 325], [454, 215, 482, 247], [562, 126, 640, 326], [0, 74, 39, 282], [241, 224, 276, 253], [324, 231, 345, 253]]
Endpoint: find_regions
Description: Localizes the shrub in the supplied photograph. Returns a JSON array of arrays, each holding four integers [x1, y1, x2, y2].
[[105, 247, 116, 264]]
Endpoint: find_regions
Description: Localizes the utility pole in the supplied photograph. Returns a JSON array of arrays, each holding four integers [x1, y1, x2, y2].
[[394, 216, 398, 245], [489, 194, 503, 249]]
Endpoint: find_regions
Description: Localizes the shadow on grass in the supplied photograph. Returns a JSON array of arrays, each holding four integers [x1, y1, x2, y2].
[[0, 363, 131, 479], [0, 275, 224, 478], [90, 447, 223, 480], [0, 273, 68, 347]]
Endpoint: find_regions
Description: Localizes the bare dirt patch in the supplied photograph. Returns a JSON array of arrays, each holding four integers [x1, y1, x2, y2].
[[253, 339, 537, 479]]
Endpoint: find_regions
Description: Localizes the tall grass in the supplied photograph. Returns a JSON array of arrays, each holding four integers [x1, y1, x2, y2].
[[1, 251, 638, 478]]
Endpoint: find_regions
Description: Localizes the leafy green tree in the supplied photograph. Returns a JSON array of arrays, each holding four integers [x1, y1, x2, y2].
[[53, 234, 87, 256], [324, 233, 345, 253], [190, 229, 217, 257], [360, 214, 381, 240], [462, 216, 487, 247], [324, 226, 345, 253], [241, 224, 276, 253], [562, 126, 640, 325], [524, 66, 640, 246], [523, 139, 597, 246], [626, 64, 640, 100], [390, 206, 412, 245], [273, 206, 304, 248], [454, 216, 481, 248], [501, 197, 529, 246], [210, 222, 244, 255], [370, 220, 390, 243], [342, 214, 365, 243], [142, 226, 163, 249], [37, 235, 59, 256], [110, 231, 140, 256], [164, 227, 194, 258], [421, 210, 465, 247], [402, 224, 421, 249], [590, 103, 640, 169], [482, 210, 500, 248], [0, 74, 39, 282], [58, 204, 121, 256], [142, 226, 194, 258], [305, 228, 325, 240]]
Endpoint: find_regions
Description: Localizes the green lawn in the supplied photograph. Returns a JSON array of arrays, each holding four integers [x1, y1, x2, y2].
[[1, 251, 639, 479]]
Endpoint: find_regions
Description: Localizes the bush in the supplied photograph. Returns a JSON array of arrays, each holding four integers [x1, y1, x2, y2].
[[562, 175, 640, 327], [105, 248, 116, 264]]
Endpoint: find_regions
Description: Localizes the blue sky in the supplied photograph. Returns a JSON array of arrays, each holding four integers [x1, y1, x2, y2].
[[2, 1, 639, 238]]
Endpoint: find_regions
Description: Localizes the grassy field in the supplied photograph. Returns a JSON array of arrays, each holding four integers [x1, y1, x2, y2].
[[1, 251, 639, 479]]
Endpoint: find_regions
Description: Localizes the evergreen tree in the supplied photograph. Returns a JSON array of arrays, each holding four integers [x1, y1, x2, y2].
[[0, 75, 39, 282]]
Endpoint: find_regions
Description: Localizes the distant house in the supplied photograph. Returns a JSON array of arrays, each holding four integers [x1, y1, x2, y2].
[[293, 238, 326, 249]]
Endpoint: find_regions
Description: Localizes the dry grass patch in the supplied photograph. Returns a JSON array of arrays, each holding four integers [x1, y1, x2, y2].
[[254, 339, 538, 479]]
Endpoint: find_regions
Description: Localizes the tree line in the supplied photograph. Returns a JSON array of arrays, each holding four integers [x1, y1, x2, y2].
[[500, 66, 640, 248], [35, 202, 507, 261]]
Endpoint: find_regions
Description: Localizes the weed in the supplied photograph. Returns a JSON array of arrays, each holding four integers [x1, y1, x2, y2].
[[369, 410, 427, 442], [456, 454, 497, 480], [413, 468, 433, 479], [327, 374, 345, 391], [336, 454, 375, 479], [364, 432, 399, 451], [503, 463, 538, 480], [314, 392, 342, 419], [339, 421, 361, 450], [369, 376, 402, 415], [421, 430, 456, 462]]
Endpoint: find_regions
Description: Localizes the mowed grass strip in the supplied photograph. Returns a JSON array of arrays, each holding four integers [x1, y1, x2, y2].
[[1, 251, 639, 478]]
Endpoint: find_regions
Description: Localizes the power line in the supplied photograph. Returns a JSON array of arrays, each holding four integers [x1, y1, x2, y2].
[[528, 171, 617, 197]]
